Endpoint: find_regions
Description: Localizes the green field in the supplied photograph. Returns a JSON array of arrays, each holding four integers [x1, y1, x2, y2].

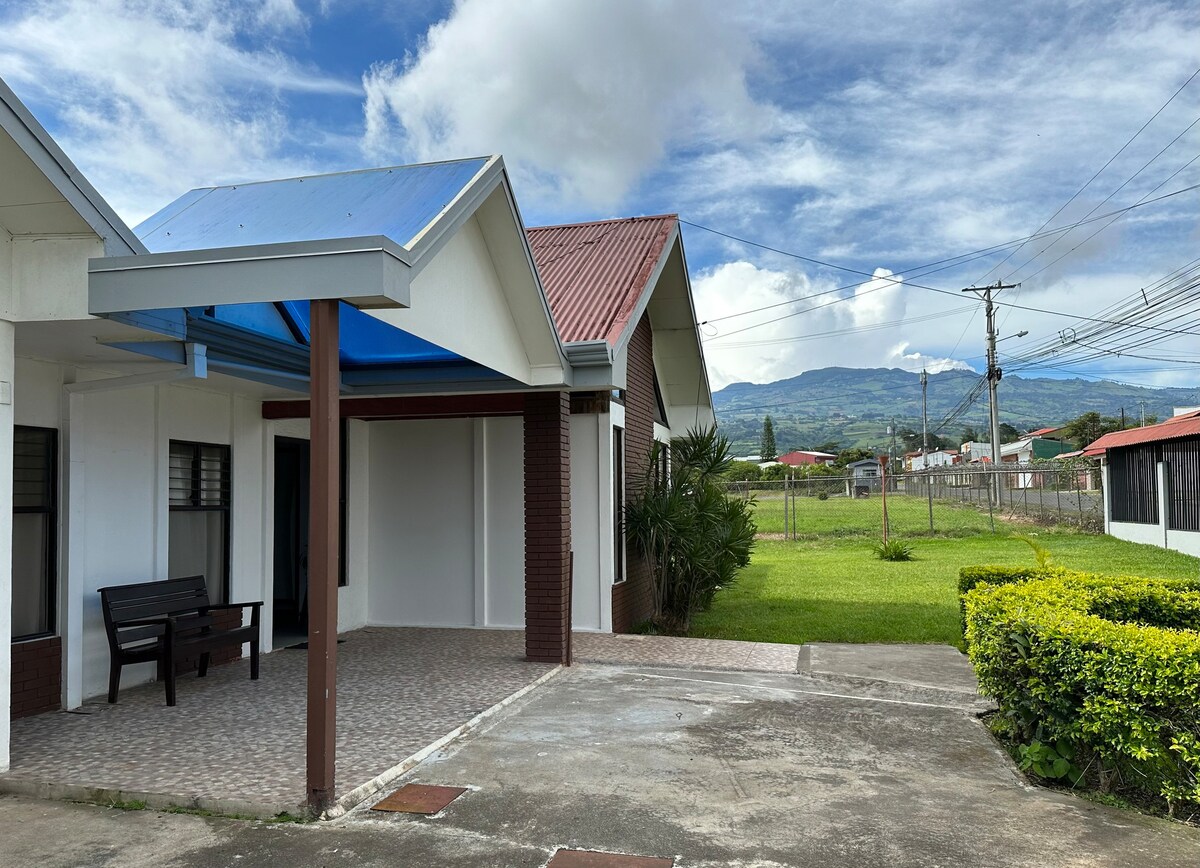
[[743, 491, 997, 538], [689, 533, 1200, 647]]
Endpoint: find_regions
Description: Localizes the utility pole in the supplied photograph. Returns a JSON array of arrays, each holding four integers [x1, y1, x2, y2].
[[1139, 400, 1146, 427], [922, 369, 934, 532], [961, 281, 1019, 499], [921, 370, 930, 458]]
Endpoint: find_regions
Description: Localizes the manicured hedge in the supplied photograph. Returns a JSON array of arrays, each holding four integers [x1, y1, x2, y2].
[[964, 571, 1200, 808], [957, 565, 1065, 631]]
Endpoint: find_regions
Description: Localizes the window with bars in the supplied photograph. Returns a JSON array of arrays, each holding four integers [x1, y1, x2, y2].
[[1108, 444, 1159, 525], [168, 441, 231, 604], [1164, 438, 1200, 532], [13, 426, 57, 640]]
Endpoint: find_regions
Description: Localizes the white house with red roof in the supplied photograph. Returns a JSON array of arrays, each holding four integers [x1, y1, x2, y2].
[[0, 76, 713, 794], [1084, 409, 1200, 557]]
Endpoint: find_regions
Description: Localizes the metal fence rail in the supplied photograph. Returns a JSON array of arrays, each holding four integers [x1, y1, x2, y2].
[[724, 462, 1104, 538]]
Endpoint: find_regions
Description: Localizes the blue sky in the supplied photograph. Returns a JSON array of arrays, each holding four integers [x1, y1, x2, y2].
[[1, 0, 1198, 395]]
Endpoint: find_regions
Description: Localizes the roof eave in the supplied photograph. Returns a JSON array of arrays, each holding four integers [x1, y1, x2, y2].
[[0, 77, 145, 256]]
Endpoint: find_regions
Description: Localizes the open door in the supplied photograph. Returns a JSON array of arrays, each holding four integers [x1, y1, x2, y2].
[[273, 436, 310, 647]]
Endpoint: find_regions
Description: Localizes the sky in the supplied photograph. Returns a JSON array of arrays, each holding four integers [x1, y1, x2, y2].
[[1, 0, 1198, 395]]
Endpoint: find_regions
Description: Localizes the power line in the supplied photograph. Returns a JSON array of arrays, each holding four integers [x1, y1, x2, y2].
[[681, 181, 1200, 339], [977, 62, 1200, 287]]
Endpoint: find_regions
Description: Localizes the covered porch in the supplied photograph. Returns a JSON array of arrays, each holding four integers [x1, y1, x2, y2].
[[1, 628, 804, 817], [3, 628, 557, 816]]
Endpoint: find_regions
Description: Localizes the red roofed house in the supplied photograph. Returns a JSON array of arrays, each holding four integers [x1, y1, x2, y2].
[[778, 450, 836, 467], [1084, 410, 1200, 557], [528, 215, 714, 632], [0, 75, 715, 800]]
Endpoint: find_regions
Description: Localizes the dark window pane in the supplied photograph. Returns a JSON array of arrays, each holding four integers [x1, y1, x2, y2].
[[168, 510, 228, 604], [12, 512, 52, 637]]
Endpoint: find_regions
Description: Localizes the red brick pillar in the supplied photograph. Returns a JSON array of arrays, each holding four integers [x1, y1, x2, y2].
[[524, 391, 571, 663]]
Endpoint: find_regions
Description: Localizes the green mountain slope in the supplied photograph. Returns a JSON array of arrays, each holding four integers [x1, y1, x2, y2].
[[713, 367, 1200, 455]]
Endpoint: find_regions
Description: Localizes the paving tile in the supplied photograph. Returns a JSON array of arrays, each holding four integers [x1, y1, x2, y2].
[[371, 783, 467, 814], [4, 628, 552, 811], [547, 849, 674, 867]]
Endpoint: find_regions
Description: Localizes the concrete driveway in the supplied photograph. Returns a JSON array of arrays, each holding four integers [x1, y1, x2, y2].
[[3, 650, 1199, 867]]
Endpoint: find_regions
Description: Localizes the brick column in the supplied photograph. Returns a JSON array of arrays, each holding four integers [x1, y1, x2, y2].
[[524, 391, 571, 663]]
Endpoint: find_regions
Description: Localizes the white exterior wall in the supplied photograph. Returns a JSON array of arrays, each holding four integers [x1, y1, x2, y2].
[[570, 411, 614, 632], [366, 416, 525, 628], [4, 354, 286, 704], [0, 319, 14, 769]]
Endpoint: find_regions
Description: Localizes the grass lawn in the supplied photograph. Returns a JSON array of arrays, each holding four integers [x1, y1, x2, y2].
[[689, 532, 1200, 647], [746, 491, 998, 538]]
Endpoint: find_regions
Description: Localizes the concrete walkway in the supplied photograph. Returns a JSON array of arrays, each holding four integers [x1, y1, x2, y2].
[[2, 642, 1198, 867]]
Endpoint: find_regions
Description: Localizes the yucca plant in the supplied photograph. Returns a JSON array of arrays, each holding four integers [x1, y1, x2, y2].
[[874, 539, 914, 561], [624, 427, 757, 633]]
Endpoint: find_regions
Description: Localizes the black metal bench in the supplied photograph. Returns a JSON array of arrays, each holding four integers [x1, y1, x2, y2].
[[99, 576, 262, 706]]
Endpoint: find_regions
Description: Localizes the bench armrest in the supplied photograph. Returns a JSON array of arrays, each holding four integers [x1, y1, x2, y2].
[[203, 601, 264, 612]]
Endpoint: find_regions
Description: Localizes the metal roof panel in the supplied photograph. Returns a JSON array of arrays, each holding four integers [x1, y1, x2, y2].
[[1083, 410, 1200, 455], [527, 215, 676, 345], [137, 158, 490, 253]]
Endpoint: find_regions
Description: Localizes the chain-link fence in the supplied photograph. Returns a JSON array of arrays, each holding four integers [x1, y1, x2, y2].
[[724, 462, 1104, 539]]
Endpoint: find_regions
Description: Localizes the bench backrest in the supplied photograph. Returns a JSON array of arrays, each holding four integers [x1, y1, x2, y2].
[[99, 576, 211, 651]]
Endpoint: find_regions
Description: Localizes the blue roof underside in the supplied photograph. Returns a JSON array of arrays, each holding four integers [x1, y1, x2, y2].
[[121, 159, 501, 386]]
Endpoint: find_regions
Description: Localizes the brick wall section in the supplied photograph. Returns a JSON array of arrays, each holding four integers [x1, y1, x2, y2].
[[612, 315, 656, 633], [11, 636, 61, 719], [524, 390, 572, 663]]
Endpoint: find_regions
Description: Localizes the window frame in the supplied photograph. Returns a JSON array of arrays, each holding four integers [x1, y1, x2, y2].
[[12, 425, 58, 642], [613, 426, 626, 584], [168, 440, 233, 603]]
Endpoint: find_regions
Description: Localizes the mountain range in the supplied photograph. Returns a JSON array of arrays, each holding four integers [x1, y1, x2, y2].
[[712, 367, 1200, 456]]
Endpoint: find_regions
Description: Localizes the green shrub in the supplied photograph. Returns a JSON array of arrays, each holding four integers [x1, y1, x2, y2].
[[873, 539, 914, 561], [964, 572, 1200, 809], [957, 565, 1062, 632], [626, 427, 757, 633]]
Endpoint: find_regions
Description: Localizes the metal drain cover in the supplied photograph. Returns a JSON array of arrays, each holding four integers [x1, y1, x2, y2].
[[370, 783, 467, 814]]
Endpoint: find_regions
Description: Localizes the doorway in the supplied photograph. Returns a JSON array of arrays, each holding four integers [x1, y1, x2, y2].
[[273, 437, 310, 648]]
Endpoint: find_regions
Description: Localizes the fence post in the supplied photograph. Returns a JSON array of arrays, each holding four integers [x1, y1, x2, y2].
[[1076, 468, 1084, 525], [926, 470, 935, 534]]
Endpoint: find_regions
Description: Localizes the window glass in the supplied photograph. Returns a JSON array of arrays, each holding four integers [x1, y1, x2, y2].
[[12, 426, 56, 639], [168, 441, 231, 604]]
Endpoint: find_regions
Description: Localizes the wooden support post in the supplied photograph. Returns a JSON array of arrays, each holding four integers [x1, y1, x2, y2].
[[307, 299, 340, 813]]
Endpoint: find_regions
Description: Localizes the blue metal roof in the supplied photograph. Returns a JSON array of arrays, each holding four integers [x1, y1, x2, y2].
[[111, 157, 517, 393], [136, 158, 490, 252]]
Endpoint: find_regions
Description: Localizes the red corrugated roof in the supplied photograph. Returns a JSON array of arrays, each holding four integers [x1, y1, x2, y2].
[[1083, 410, 1200, 456], [527, 215, 677, 345], [1028, 426, 1061, 437]]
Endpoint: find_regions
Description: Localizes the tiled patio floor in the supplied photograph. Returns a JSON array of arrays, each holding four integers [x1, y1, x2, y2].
[[0, 628, 802, 817], [2, 628, 554, 815]]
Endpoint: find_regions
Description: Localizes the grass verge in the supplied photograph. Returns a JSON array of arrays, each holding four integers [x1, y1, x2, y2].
[[690, 532, 1200, 646]]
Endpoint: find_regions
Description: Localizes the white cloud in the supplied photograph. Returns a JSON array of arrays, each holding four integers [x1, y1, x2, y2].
[[0, 0, 360, 222], [360, 0, 776, 206], [694, 261, 979, 389]]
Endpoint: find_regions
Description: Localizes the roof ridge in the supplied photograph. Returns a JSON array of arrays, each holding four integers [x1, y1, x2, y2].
[[527, 213, 678, 232], [185, 157, 494, 192]]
